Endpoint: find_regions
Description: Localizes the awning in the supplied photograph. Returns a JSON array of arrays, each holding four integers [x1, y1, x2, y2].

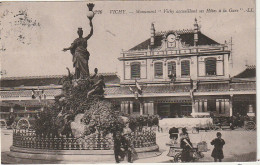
[[0, 100, 55, 107], [105, 84, 191, 96]]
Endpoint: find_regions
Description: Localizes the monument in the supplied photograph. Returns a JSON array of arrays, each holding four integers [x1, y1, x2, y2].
[[5, 3, 160, 164], [63, 3, 94, 79]]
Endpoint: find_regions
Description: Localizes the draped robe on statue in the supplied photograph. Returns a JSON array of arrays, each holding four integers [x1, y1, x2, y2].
[[70, 38, 90, 78]]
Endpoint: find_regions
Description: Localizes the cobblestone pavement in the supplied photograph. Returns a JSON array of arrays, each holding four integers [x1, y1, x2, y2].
[[1, 128, 257, 163]]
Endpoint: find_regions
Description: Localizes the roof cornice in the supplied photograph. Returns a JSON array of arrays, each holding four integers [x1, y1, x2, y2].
[[0, 72, 118, 81]]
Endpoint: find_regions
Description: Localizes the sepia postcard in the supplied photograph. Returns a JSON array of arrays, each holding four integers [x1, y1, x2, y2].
[[0, 0, 257, 164]]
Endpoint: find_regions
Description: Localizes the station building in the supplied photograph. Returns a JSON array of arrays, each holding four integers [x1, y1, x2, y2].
[[105, 19, 256, 118], [0, 19, 256, 120]]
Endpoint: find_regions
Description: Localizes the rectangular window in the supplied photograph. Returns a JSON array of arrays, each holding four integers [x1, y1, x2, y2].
[[154, 62, 163, 78], [131, 63, 140, 79], [198, 100, 207, 112], [205, 58, 217, 75], [181, 60, 190, 76], [133, 102, 140, 112], [216, 99, 228, 114], [202, 101, 205, 112], [208, 99, 216, 111]]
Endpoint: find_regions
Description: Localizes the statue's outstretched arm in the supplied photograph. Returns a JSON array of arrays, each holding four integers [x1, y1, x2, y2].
[[63, 43, 74, 52], [85, 19, 93, 40]]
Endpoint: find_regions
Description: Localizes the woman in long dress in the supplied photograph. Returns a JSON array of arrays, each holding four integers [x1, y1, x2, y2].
[[63, 19, 93, 79], [180, 132, 193, 162]]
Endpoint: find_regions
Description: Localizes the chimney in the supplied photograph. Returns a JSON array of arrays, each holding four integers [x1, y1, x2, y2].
[[150, 23, 155, 46], [194, 18, 199, 46]]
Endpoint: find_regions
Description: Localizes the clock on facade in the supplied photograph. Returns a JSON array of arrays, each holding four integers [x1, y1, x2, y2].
[[167, 34, 176, 48]]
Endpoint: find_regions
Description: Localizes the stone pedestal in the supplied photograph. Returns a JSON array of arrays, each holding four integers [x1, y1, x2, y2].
[[4, 145, 161, 164]]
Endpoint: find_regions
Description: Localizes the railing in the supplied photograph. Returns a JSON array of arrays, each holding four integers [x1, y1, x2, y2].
[[12, 129, 156, 150], [128, 130, 156, 148], [231, 82, 256, 91]]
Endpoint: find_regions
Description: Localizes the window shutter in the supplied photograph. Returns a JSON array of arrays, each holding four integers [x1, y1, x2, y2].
[[154, 62, 163, 78], [181, 60, 190, 76], [205, 58, 216, 75], [131, 63, 140, 79]]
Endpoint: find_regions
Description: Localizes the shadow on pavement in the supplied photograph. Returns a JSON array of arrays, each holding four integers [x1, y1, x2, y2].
[[224, 152, 257, 162]]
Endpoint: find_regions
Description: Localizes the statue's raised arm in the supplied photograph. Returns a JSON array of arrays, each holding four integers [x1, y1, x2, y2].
[[85, 19, 93, 40], [85, 3, 95, 40]]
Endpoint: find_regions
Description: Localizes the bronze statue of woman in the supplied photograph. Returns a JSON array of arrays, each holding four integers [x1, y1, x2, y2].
[[63, 5, 94, 79]]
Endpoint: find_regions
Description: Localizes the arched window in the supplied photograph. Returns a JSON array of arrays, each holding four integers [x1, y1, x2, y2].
[[205, 58, 217, 75], [131, 62, 140, 79], [154, 62, 163, 78], [181, 60, 190, 76], [168, 61, 176, 76]]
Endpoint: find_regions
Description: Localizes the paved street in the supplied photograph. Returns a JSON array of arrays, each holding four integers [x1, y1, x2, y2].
[[1, 128, 257, 163], [136, 128, 257, 163]]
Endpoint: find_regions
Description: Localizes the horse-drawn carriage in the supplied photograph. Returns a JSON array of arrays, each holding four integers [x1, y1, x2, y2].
[[244, 116, 256, 131], [14, 116, 37, 129], [3, 111, 39, 129], [212, 115, 256, 131], [212, 116, 232, 130]]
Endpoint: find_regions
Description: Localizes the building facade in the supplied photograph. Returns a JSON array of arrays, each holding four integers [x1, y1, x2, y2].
[[105, 19, 256, 118], [0, 74, 120, 120], [0, 19, 256, 120]]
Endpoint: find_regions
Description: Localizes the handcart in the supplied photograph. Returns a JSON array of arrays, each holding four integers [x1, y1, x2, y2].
[[166, 141, 209, 162]]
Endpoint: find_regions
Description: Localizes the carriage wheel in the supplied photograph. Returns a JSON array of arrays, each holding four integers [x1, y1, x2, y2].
[[17, 119, 30, 129], [245, 121, 256, 131], [174, 153, 182, 162]]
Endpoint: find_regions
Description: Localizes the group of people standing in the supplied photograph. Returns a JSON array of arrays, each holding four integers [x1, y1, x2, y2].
[[169, 127, 225, 162]]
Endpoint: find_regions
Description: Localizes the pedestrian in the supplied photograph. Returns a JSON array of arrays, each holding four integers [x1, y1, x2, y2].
[[122, 122, 138, 163], [180, 127, 189, 140], [113, 131, 125, 163], [121, 133, 132, 163], [169, 127, 179, 144], [180, 132, 193, 162], [211, 132, 225, 162]]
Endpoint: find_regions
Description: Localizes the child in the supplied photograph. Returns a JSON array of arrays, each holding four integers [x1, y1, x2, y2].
[[169, 127, 179, 144], [211, 132, 225, 162]]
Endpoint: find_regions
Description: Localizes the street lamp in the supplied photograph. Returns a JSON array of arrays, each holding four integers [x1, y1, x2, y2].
[[87, 3, 95, 19]]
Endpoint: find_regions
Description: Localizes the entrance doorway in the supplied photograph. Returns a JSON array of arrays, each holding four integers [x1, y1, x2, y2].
[[157, 103, 192, 118]]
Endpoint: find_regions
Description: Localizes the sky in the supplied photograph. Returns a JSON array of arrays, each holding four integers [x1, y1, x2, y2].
[[0, 0, 256, 78]]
